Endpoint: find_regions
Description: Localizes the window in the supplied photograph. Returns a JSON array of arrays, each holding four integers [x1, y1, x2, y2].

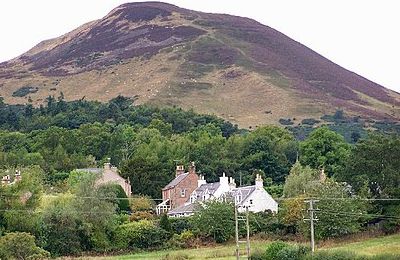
[[236, 194, 242, 204], [180, 189, 186, 197], [249, 199, 253, 205]]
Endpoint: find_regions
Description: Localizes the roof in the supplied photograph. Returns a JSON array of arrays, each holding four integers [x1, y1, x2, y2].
[[168, 202, 201, 215], [193, 182, 221, 200], [76, 168, 103, 174], [227, 186, 257, 205], [163, 173, 189, 190]]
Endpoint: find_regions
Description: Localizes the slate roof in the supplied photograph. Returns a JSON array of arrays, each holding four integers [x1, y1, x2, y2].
[[226, 186, 257, 205], [194, 182, 221, 199], [168, 202, 202, 215], [76, 168, 103, 174], [163, 173, 189, 190]]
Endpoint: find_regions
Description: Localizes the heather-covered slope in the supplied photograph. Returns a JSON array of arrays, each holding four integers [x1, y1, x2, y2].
[[1, 2, 399, 127]]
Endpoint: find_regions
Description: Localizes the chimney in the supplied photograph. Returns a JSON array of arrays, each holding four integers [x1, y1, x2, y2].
[[319, 168, 327, 183], [229, 177, 236, 190], [14, 170, 22, 182], [198, 175, 207, 187], [176, 165, 185, 177], [219, 172, 229, 186], [255, 174, 263, 189], [189, 161, 196, 175], [104, 158, 111, 170]]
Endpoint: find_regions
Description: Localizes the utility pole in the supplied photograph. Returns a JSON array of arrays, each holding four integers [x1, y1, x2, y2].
[[234, 205, 251, 259], [235, 204, 240, 259], [245, 206, 250, 258], [304, 199, 319, 254]]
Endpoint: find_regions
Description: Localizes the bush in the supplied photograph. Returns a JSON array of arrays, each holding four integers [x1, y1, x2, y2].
[[301, 118, 320, 126], [114, 220, 168, 249], [191, 201, 235, 243], [0, 232, 50, 259], [264, 241, 290, 260], [276, 244, 309, 260], [170, 217, 193, 234], [279, 118, 294, 125], [168, 230, 196, 249], [262, 241, 309, 260]]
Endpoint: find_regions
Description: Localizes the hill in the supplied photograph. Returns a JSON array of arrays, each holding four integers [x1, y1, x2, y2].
[[1, 1, 399, 127]]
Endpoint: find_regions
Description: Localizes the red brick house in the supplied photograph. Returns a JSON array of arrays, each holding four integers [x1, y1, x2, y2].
[[156, 162, 198, 214]]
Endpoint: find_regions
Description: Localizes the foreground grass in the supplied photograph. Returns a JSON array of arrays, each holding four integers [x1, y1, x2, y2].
[[325, 233, 400, 256], [73, 233, 400, 259]]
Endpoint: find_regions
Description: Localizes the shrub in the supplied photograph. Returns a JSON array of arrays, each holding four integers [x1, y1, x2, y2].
[[279, 118, 294, 125], [114, 220, 168, 250], [250, 249, 266, 260], [276, 244, 309, 260], [0, 232, 50, 259], [160, 214, 172, 233], [301, 118, 320, 126], [191, 201, 235, 243], [264, 241, 290, 260], [168, 230, 196, 249], [170, 217, 193, 234]]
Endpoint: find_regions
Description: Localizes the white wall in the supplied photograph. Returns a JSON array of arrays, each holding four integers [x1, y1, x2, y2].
[[239, 188, 278, 213]]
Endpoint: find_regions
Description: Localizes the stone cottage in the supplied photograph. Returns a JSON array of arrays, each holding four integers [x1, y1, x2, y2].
[[156, 162, 198, 215], [77, 161, 132, 197]]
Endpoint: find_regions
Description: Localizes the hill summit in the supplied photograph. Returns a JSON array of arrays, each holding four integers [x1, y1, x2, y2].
[[1, 2, 399, 127]]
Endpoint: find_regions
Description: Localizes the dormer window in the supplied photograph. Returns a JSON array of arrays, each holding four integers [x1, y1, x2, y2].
[[180, 189, 186, 197]]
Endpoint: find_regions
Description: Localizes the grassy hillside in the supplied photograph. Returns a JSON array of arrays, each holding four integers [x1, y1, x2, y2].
[[1, 2, 400, 127]]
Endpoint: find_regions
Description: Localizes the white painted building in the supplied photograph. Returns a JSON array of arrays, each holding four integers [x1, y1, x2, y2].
[[168, 173, 278, 217]]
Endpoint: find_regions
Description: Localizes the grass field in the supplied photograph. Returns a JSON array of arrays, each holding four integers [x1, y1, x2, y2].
[[73, 233, 400, 260]]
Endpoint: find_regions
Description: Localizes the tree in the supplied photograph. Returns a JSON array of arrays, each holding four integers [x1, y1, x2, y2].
[[283, 161, 318, 198], [0, 232, 50, 259], [191, 201, 235, 243], [338, 133, 400, 232], [159, 214, 172, 234], [41, 194, 84, 256], [121, 156, 171, 198], [300, 127, 350, 177], [301, 180, 369, 239]]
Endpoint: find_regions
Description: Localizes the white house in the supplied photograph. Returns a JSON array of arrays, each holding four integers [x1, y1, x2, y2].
[[227, 174, 278, 213], [168, 173, 278, 217]]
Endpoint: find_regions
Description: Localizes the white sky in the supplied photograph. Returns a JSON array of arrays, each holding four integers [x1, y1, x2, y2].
[[0, 0, 399, 92]]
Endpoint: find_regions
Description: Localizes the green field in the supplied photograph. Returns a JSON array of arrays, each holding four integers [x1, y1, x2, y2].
[[75, 234, 400, 260]]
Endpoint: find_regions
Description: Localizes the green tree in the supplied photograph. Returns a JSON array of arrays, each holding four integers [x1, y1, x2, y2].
[[0, 232, 50, 259], [302, 180, 369, 239], [338, 133, 400, 232], [159, 214, 172, 233], [121, 156, 170, 198], [191, 201, 235, 243], [300, 127, 350, 177], [283, 161, 318, 198]]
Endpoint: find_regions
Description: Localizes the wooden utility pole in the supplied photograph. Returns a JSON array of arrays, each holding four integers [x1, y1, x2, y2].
[[235, 205, 251, 259], [235, 204, 240, 259], [245, 206, 250, 257], [304, 199, 319, 254]]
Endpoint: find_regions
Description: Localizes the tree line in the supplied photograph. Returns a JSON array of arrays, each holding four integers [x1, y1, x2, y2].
[[0, 96, 399, 258]]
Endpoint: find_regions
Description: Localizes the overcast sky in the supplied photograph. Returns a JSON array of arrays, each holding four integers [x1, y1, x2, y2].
[[0, 0, 399, 92]]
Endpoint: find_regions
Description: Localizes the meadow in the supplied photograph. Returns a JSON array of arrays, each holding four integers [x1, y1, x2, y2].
[[70, 233, 400, 260]]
